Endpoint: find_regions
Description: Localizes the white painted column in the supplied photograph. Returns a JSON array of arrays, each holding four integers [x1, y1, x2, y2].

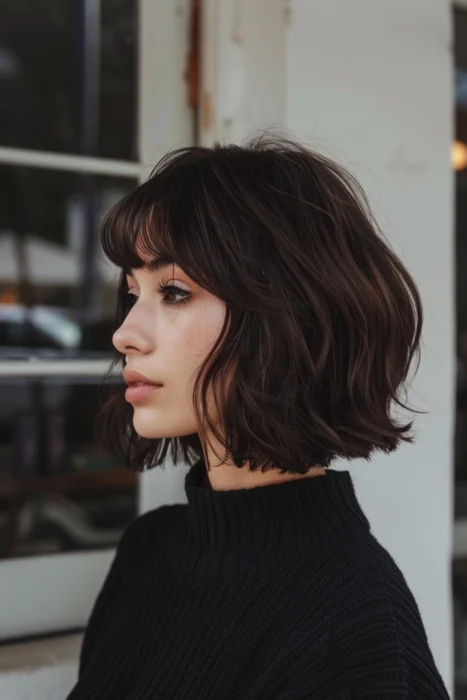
[[200, 0, 287, 146], [138, 0, 194, 171], [200, 0, 454, 691], [286, 1, 453, 690]]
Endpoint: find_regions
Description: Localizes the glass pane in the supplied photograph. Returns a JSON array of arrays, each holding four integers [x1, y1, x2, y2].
[[0, 164, 137, 559], [0, 378, 137, 559], [0, 0, 138, 160], [0, 164, 135, 357]]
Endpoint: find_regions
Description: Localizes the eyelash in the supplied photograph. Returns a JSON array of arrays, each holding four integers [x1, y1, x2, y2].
[[126, 279, 191, 310], [156, 280, 191, 307]]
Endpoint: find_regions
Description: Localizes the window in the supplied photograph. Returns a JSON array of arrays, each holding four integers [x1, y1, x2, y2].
[[0, 0, 137, 160], [0, 0, 193, 642]]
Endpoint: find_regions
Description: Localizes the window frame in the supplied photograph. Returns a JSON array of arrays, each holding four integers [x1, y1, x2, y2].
[[0, 0, 193, 642]]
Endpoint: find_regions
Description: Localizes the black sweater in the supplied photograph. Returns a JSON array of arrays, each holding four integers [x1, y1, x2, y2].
[[66, 460, 450, 699]]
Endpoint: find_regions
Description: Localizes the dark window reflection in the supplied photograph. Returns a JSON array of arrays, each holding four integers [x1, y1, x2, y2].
[[0, 164, 135, 357], [0, 377, 136, 559], [0, 163, 137, 560], [0, 0, 138, 160]]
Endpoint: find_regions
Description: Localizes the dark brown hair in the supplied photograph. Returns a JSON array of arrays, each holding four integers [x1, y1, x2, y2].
[[99, 135, 422, 475]]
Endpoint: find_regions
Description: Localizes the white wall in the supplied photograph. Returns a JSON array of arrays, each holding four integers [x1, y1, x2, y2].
[[287, 0, 454, 690], [199, 0, 454, 692]]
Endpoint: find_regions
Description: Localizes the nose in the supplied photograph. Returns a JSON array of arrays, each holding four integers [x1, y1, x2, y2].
[[112, 321, 153, 356]]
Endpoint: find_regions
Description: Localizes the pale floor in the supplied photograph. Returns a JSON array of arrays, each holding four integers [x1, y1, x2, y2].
[[0, 632, 82, 700]]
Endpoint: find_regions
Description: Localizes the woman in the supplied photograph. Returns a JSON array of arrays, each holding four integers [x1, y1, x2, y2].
[[67, 137, 449, 699]]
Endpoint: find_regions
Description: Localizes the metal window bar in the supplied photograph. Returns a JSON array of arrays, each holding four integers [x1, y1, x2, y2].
[[0, 146, 144, 178], [0, 359, 119, 378]]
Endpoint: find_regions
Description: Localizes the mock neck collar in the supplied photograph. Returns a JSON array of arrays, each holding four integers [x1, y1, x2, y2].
[[171, 458, 370, 573]]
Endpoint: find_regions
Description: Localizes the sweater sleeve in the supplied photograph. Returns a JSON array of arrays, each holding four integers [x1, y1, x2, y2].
[[275, 554, 450, 700], [329, 560, 450, 699]]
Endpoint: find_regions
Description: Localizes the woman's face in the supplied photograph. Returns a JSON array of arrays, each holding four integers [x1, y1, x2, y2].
[[112, 253, 226, 439]]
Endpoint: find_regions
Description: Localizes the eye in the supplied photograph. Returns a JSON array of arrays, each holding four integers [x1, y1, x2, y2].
[[156, 281, 191, 308], [125, 291, 138, 312]]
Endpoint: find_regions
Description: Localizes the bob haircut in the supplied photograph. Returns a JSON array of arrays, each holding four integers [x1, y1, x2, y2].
[[99, 135, 422, 475]]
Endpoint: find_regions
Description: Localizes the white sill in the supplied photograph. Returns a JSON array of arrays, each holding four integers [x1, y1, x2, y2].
[[0, 632, 83, 700]]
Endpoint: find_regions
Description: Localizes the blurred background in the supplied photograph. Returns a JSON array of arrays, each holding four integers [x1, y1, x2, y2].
[[0, 0, 459, 698]]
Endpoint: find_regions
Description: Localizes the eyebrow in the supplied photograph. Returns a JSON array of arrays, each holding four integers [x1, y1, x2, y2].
[[126, 256, 176, 277]]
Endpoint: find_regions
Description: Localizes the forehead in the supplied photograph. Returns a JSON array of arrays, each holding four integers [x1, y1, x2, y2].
[[126, 256, 177, 276], [137, 247, 153, 266], [125, 240, 175, 276]]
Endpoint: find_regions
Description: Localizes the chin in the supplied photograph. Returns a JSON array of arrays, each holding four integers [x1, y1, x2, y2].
[[132, 407, 197, 439]]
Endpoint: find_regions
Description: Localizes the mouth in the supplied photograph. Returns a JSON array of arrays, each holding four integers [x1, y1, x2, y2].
[[123, 369, 164, 404], [124, 382, 162, 403]]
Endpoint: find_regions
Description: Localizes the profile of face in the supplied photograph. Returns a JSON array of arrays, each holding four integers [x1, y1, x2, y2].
[[112, 252, 226, 439]]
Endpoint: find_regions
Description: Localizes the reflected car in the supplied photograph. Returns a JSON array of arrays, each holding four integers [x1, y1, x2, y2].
[[0, 304, 82, 358]]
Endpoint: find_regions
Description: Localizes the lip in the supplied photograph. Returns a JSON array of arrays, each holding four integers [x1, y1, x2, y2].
[[123, 369, 163, 404], [123, 369, 162, 386], [125, 383, 162, 403]]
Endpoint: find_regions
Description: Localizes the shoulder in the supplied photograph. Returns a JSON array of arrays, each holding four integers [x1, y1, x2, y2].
[[335, 535, 426, 628], [116, 503, 187, 563], [332, 537, 448, 695], [274, 533, 415, 646], [322, 533, 425, 632], [78, 503, 187, 680], [122, 502, 186, 536], [295, 530, 408, 595], [288, 533, 429, 659], [282, 536, 449, 698]]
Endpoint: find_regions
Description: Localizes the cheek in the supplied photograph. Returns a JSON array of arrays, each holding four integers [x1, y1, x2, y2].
[[166, 301, 225, 365], [130, 299, 226, 439], [170, 301, 226, 414]]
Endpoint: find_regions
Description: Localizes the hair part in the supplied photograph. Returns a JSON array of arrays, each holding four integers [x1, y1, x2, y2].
[[98, 134, 423, 475]]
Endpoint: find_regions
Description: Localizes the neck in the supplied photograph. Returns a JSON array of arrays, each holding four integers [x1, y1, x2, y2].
[[202, 440, 326, 491]]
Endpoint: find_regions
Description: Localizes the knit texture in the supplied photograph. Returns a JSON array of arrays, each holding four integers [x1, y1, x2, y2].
[[66, 460, 449, 699]]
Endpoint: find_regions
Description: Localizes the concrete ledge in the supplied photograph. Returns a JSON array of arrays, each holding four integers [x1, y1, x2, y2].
[[0, 633, 82, 700]]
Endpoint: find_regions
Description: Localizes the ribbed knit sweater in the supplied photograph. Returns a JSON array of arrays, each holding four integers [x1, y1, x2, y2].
[[66, 460, 449, 699]]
